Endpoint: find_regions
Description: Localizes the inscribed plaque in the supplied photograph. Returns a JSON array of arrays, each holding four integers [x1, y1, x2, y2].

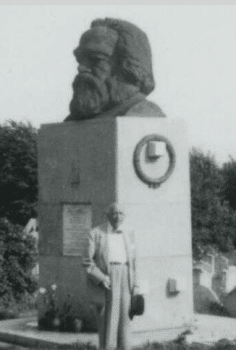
[[63, 203, 92, 256]]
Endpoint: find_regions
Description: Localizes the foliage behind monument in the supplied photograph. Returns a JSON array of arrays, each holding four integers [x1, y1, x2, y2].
[[190, 148, 236, 260], [0, 218, 37, 308], [222, 157, 236, 212], [0, 120, 37, 226]]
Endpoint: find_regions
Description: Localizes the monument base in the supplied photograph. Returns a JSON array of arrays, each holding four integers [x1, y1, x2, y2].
[[38, 116, 193, 336], [3, 315, 236, 347], [0, 317, 196, 348]]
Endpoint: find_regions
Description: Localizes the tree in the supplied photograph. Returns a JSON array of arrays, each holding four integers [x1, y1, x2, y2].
[[190, 148, 236, 259], [0, 218, 37, 304], [0, 120, 38, 226], [221, 157, 236, 211]]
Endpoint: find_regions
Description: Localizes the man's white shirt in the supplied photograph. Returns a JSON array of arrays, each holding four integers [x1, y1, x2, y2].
[[108, 232, 128, 263]]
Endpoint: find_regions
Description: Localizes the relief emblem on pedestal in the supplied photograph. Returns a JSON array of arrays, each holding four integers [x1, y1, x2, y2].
[[133, 134, 176, 189]]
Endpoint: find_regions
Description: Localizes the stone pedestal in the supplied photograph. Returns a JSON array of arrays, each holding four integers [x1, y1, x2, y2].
[[38, 116, 193, 336]]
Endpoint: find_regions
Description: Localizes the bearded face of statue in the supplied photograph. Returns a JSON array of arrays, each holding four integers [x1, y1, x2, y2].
[[68, 26, 139, 120], [69, 57, 111, 118]]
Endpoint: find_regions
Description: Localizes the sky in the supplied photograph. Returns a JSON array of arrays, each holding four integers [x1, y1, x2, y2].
[[0, 5, 236, 164]]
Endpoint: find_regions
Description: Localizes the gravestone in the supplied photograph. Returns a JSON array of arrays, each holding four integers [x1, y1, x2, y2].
[[38, 18, 193, 339]]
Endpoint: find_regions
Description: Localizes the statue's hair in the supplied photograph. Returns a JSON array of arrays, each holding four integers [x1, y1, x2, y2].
[[91, 18, 155, 96]]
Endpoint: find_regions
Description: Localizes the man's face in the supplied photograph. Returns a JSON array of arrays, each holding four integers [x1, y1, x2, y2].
[[107, 207, 125, 230]]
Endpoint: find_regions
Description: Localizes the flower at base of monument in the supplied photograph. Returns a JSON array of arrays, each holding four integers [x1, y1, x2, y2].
[[51, 284, 57, 291], [39, 287, 46, 294], [59, 293, 82, 332], [39, 284, 59, 318], [59, 293, 72, 325], [38, 284, 61, 331]]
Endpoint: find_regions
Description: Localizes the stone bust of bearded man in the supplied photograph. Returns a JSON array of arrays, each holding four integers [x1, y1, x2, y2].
[[64, 18, 166, 122]]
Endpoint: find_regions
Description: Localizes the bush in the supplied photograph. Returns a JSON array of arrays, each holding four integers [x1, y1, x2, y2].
[[0, 218, 38, 308], [190, 148, 236, 259], [0, 120, 38, 226]]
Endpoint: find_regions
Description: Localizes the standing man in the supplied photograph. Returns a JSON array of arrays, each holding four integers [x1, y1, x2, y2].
[[83, 202, 139, 350]]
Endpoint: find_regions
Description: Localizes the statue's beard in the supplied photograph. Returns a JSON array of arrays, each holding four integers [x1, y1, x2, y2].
[[69, 73, 138, 119], [69, 73, 109, 118]]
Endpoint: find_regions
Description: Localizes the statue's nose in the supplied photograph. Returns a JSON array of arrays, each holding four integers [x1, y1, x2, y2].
[[78, 65, 91, 74]]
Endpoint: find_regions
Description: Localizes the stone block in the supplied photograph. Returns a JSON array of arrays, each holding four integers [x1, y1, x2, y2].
[[38, 117, 193, 335]]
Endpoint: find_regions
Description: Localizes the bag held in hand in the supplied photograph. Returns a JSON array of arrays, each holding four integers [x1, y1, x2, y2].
[[129, 294, 145, 320]]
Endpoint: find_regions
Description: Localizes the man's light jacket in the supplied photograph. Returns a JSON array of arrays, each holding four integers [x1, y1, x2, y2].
[[83, 221, 138, 304]]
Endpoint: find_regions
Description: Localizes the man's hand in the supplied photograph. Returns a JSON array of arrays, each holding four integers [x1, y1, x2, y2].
[[133, 286, 139, 295], [102, 275, 111, 290]]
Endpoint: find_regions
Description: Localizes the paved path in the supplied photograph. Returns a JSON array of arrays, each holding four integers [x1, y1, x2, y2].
[[0, 314, 236, 349], [188, 314, 236, 345]]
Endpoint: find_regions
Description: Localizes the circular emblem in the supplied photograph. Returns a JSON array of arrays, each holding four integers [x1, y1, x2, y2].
[[133, 134, 176, 189]]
